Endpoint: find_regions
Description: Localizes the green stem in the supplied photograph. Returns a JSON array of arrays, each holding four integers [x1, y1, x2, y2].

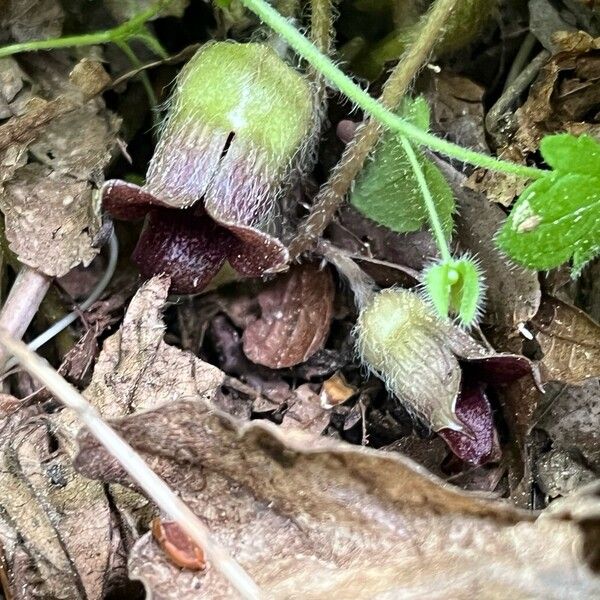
[[0, 2, 168, 59], [116, 41, 159, 112], [240, 0, 545, 180], [400, 136, 452, 262]]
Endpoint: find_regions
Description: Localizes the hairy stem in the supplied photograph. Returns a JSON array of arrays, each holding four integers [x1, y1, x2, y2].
[[0, 1, 169, 59], [290, 0, 460, 257], [400, 136, 451, 262], [310, 0, 333, 53], [240, 0, 545, 180], [0, 267, 51, 367]]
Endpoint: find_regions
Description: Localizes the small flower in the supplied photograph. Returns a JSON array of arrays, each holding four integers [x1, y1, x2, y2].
[[103, 42, 314, 293], [356, 288, 537, 465]]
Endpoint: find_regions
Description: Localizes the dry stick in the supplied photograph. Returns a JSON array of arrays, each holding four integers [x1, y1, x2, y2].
[[288, 0, 459, 259], [0, 333, 263, 600], [0, 267, 51, 367]]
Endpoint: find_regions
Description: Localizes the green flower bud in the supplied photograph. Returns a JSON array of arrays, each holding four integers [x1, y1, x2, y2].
[[355, 288, 463, 432], [146, 41, 314, 225], [423, 256, 485, 327]]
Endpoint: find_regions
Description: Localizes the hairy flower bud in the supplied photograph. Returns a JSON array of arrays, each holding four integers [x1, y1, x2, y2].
[[147, 41, 313, 219], [356, 288, 464, 432], [103, 42, 315, 293], [356, 287, 538, 465]]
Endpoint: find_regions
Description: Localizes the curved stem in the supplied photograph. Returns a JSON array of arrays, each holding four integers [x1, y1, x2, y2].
[[290, 0, 460, 258], [240, 0, 545, 180], [4, 232, 119, 373], [116, 41, 160, 119], [400, 136, 451, 262], [0, 1, 169, 59]]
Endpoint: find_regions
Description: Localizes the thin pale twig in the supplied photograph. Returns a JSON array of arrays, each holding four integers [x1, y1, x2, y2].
[[0, 333, 263, 600]]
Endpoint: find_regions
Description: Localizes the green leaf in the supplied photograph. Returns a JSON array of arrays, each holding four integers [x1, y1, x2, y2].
[[350, 97, 455, 236], [540, 133, 600, 174], [497, 134, 600, 276], [423, 257, 484, 326]]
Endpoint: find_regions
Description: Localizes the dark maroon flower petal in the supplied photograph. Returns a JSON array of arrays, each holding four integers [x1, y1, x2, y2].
[[102, 180, 163, 221], [461, 354, 540, 387], [132, 208, 231, 294], [227, 226, 288, 277], [438, 383, 500, 466]]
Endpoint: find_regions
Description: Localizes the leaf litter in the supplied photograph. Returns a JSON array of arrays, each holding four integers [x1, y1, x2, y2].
[[0, 0, 599, 598]]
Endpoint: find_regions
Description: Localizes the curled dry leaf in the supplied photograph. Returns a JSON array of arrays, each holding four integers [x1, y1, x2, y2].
[[0, 418, 118, 599], [242, 263, 335, 369], [513, 31, 600, 156], [73, 397, 600, 599], [0, 276, 228, 598]]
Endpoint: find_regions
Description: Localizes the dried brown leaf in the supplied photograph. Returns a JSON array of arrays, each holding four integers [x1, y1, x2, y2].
[[69, 59, 111, 100], [0, 57, 29, 119], [0, 163, 100, 277], [424, 71, 489, 154], [0, 54, 119, 275], [73, 398, 600, 599], [0, 276, 227, 598], [84, 275, 224, 416], [0, 389, 132, 600], [538, 379, 600, 472], [280, 383, 330, 434], [0, 0, 64, 42], [513, 34, 600, 156], [28, 100, 120, 181], [532, 296, 600, 384], [536, 449, 597, 499], [242, 264, 335, 369]]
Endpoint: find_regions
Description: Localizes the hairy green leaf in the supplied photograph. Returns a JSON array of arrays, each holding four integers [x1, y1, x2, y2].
[[350, 97, 455, 236], [497, 134, 600, 276]]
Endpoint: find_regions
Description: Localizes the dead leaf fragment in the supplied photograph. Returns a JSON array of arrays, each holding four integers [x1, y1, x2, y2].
[[0, 0, 64, 42], [70, 58, 111, 100], [280, 383, 330, 434], [538, 378, 600, 471], [242, 263, 335, 369], [532, 296, 600, 384], [0, 163, 99, 276], [29, 101, 120, 181], [152, 518, 206, 571], [0, 416, 118, 600], [320, 371, 357, 407], [74, 398, 600, 599], [84, 275, 224, 416]]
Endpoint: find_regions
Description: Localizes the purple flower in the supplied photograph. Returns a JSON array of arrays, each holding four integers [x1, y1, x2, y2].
[[103, 42, 314, 293]]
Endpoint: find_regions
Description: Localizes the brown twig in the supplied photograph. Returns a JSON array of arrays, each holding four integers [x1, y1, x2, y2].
[[0, 267, 51, 368], [288, 0, 460, 260]]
